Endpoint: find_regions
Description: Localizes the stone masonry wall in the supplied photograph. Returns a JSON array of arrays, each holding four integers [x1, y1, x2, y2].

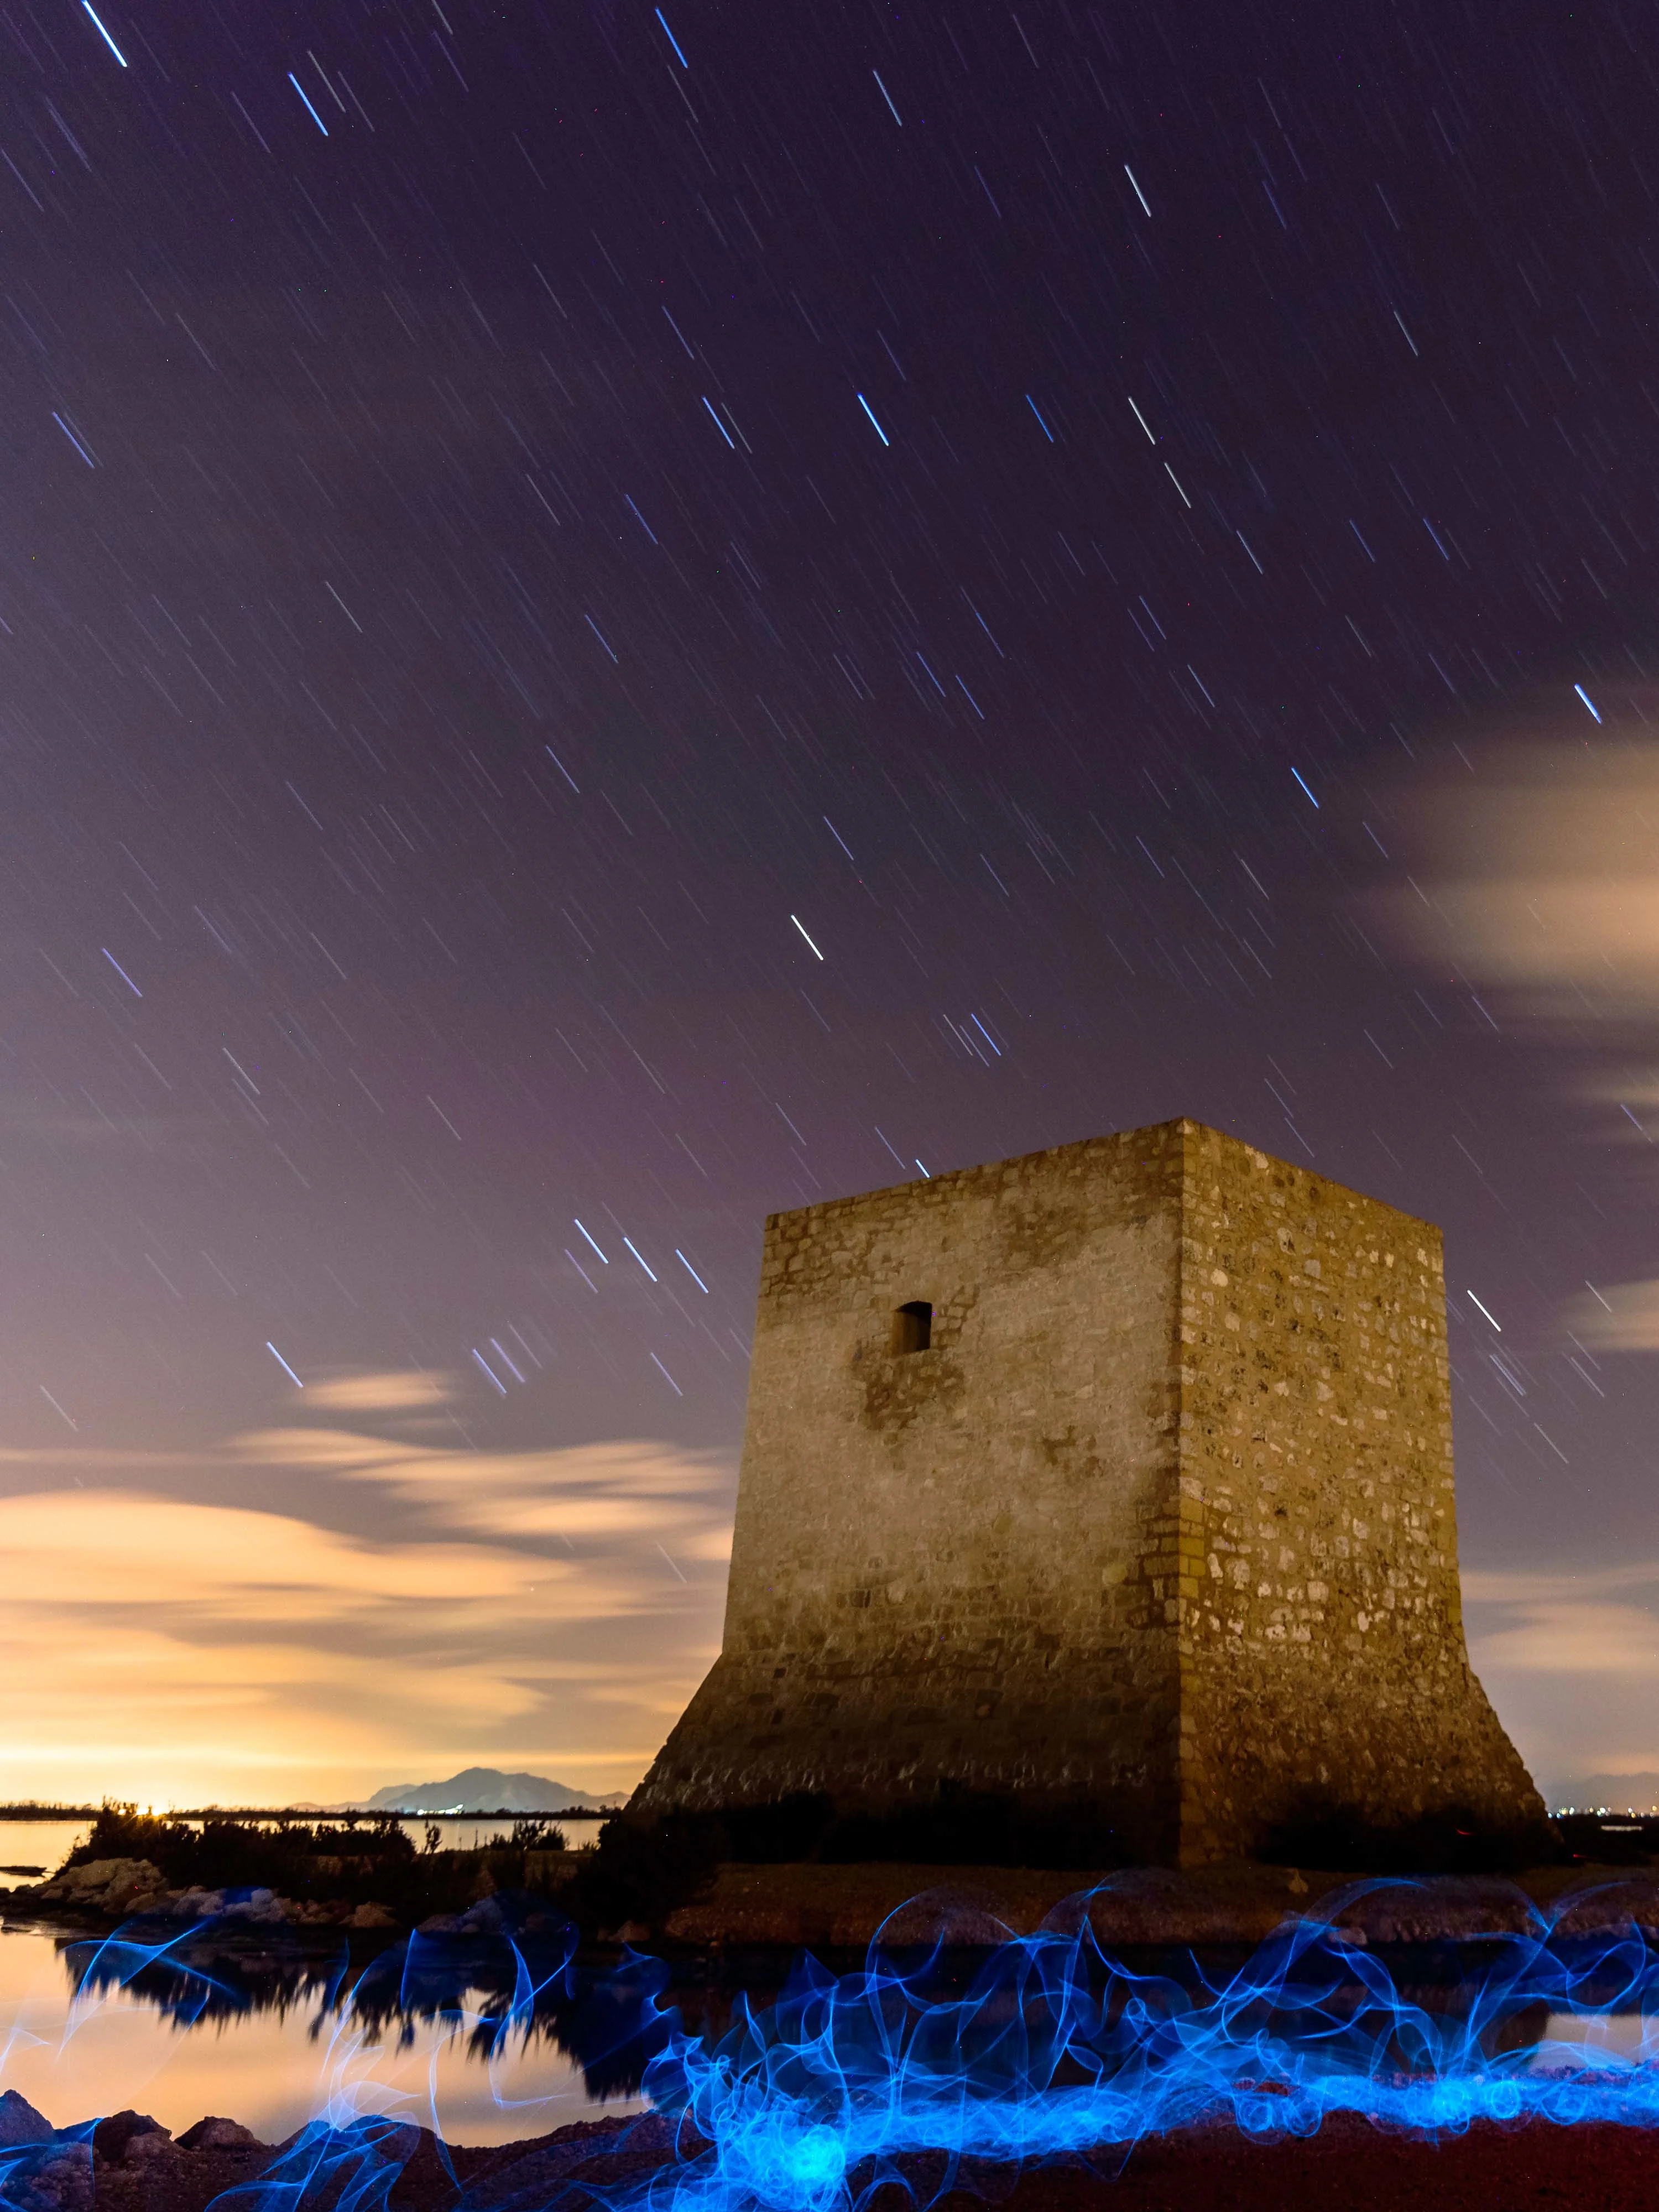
[[634, 1125, 1197, 1856], [632, 1119, 1541, 1865], [1167, 1123, 1542, 1859]]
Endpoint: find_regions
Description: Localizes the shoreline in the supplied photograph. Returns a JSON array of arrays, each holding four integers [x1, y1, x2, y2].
[[4, 2101, 1658, 2212], [6, 1857, 1659, 1949]]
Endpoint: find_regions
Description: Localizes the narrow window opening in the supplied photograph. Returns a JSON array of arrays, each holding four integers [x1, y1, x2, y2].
[[895, 1300, 933, 1354]]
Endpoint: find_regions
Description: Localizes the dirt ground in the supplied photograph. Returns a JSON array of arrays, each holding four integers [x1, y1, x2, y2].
[[25, 2106, 1655, 2212], [663, 1858, 1659, 1950]]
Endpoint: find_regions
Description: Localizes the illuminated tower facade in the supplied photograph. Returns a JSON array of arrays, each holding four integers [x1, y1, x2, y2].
[[632, 1119, 1540, 1864]]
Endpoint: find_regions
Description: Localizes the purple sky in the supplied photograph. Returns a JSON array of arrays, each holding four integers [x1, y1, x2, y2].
[[1, 0, 1656, 1807]]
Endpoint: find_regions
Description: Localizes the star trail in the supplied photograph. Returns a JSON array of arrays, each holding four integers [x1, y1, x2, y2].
[[2, 0, 1659, 1806]]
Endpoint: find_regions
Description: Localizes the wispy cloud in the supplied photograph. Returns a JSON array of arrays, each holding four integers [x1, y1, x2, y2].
[[1465, 1564, 1659, 1673], [0, 1378, 733, 1807], [1372, 711, 1659, 1022], [1369, 701, 1659, 1360], [1558, 1278, 1659, 1352], [302, 1369, 457, 1412], [1464, 1561, 1659, 1788]]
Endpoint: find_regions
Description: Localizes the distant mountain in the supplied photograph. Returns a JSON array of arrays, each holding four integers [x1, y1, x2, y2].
[[364, 1767, 626, 1813]]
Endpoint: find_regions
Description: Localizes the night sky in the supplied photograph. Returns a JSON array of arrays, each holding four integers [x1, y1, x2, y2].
[[3, 0, 1658, 1809]]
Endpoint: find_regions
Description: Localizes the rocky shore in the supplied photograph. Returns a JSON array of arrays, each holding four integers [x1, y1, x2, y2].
[[0, 1852, 578, 1938], [7, 1852, 1659, 1950], [4, 2094, 1657, 2212]]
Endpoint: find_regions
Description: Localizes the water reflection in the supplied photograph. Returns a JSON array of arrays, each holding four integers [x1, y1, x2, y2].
[[4, 1892, 1656, 2157], [64, 1919, 679, 2101], [0, 1913, 651, 2145]]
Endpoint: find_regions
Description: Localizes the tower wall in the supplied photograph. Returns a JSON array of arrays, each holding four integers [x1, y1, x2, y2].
[[1168, 1125, 1538, 1856], [632, 1120, 1542, 1862]]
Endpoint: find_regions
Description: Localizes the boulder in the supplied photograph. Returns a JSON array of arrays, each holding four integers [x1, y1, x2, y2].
[[218, 1888, 289, 1925], [155, 1885, 294, 1923], [121, 2132, 176, 2167], [37, 1860, 167, 1912], [158, 1887, 226, 1921], [7, 2141, 92, 2212], [416, 1898, 512, 1936], [91, 2112, 169, 2163], [0, 2091, 53, 2147], [346, 1901, 399, 1929], [177, 2117, 264, 2151]]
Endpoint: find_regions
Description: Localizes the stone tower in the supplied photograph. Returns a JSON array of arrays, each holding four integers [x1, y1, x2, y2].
[[632, 1119, 1541, 1863]]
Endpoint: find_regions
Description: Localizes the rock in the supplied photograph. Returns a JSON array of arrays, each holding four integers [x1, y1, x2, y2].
[[36, 1860, 168, 1913], [122, 2133, 177, 2167], [159, 1887, 226, 1920], [158, 1885, 292, 1922], [92, 2111, 169, 2163], [177, 2117, 264, 2151], [417, 1896, 507, 1937], [8, 2141, 93, 2212], [347, 1901, 399, 1928], [219, 1888, 289, 1925], [0, 2090, 54, 2147]]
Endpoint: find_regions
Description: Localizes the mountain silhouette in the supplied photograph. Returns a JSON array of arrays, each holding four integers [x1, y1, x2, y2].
[[365, 1766, 624, 1813]]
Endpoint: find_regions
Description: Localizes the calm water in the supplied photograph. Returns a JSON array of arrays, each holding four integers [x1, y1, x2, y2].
[[2, 1824, 1651, 2147], [0, 1916, 649, 2146], [0, 1820, 638, 2144]]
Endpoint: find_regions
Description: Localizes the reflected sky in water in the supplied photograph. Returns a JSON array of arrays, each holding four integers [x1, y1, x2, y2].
[[3, 1860, 1654, 2157], [0, 1918, 650, 2146]]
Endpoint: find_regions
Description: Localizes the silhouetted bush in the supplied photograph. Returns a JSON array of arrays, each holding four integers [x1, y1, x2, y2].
[[561, 1786, 1138, 1939], [566, 1811, 725, 1937], [503, 1817, 568, 1853], [1256, 1798, 1558, 1876], [56, 1801, 571, 1922], [713, 1783, 1134, 1871]]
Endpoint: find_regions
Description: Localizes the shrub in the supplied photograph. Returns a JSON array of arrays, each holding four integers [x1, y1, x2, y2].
[[1255, 1799, 1558, 1876], [713, 1785, 1133, 1871], [565, 1812, 724, 1937]]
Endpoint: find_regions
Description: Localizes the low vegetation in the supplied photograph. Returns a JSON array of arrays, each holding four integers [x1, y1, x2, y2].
[[41, 1795, 1656, 1946], [1255, 1799, 1561, 1877], [556, 1787, 1133, 1938], [59, 1803, 570, 1923]]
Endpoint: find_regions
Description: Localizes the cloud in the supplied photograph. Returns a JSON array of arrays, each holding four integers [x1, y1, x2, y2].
[[1464, 1562, 1659, 1788], [1372, 713, 1659, 1023], [0, 1489, 621, 1616], [1368, 705, 1659, 1357], [1465, 1582, 1659, 1674], [1558, 1278, 1659, 1352], [303, 1369, 457, 1412], [0, 1425, 734, 1807]]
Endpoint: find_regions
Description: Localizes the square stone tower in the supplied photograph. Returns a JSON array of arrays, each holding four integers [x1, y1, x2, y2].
[[632, 1119, 1540, 1863]]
